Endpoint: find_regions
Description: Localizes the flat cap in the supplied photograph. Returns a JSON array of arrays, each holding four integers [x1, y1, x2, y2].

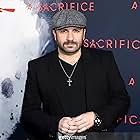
[[52, 9, 87, 29]]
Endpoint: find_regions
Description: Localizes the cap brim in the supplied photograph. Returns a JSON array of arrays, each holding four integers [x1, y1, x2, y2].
[[54, 24, 86, 30]]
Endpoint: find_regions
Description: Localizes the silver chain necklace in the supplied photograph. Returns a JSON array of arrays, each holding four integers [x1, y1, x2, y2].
[[59, 59, 78, 86]]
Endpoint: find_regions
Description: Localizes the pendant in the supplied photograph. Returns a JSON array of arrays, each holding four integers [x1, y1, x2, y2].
[[67, 78, 72, 86]]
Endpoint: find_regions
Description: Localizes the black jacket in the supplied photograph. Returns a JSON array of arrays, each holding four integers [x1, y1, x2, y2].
[[20, 47, 130, 140]]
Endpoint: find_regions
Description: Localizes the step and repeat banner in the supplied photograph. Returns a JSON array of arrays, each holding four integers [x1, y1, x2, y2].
[[0, 0, 139, 140]]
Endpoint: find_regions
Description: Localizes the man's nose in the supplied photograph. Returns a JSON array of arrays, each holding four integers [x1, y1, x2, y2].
[[67, 32, 74, 41]]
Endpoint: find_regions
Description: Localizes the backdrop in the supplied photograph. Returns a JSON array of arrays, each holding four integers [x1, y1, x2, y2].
[[0, 0, 139, 140]]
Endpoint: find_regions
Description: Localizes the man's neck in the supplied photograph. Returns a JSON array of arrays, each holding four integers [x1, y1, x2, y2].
[[58, 49, 81, 65]]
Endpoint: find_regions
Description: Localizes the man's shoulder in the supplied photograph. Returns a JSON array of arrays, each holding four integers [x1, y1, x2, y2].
[[83, 48, 115, 65], [84, 47, 113, 57], [28, 49, 57, 66]]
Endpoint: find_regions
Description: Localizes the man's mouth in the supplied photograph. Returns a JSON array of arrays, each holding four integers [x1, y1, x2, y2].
[[65, 43, 76, 47]]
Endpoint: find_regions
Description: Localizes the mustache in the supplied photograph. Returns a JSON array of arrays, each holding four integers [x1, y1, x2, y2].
[[64, 41, 77, 45]]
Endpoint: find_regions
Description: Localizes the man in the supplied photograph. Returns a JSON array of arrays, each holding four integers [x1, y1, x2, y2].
[[20, 9, 130, 140]]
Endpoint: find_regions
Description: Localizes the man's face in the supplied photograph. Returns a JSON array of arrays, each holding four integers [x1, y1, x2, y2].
[[53, 26, 86, 55]]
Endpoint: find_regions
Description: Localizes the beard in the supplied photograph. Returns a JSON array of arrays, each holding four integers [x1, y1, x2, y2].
[[57, 40, 82, 55]]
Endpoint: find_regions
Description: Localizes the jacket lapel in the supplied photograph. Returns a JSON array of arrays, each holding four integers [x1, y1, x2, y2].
[[47, 50, 66, 114], [81, 47, 101, 111], [48, 50, 71, 115]]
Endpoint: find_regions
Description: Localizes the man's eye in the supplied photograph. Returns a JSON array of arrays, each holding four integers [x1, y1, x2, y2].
[[73, 29, 80, 32], [60, 29, 67, 33]]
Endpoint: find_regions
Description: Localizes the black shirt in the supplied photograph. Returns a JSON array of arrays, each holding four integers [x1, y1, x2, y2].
[[58, 57, 86, 117]]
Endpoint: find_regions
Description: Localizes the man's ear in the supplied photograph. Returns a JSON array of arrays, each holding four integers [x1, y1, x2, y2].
[[83, 28, 86, 40], [52, 30, 57, 41]]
